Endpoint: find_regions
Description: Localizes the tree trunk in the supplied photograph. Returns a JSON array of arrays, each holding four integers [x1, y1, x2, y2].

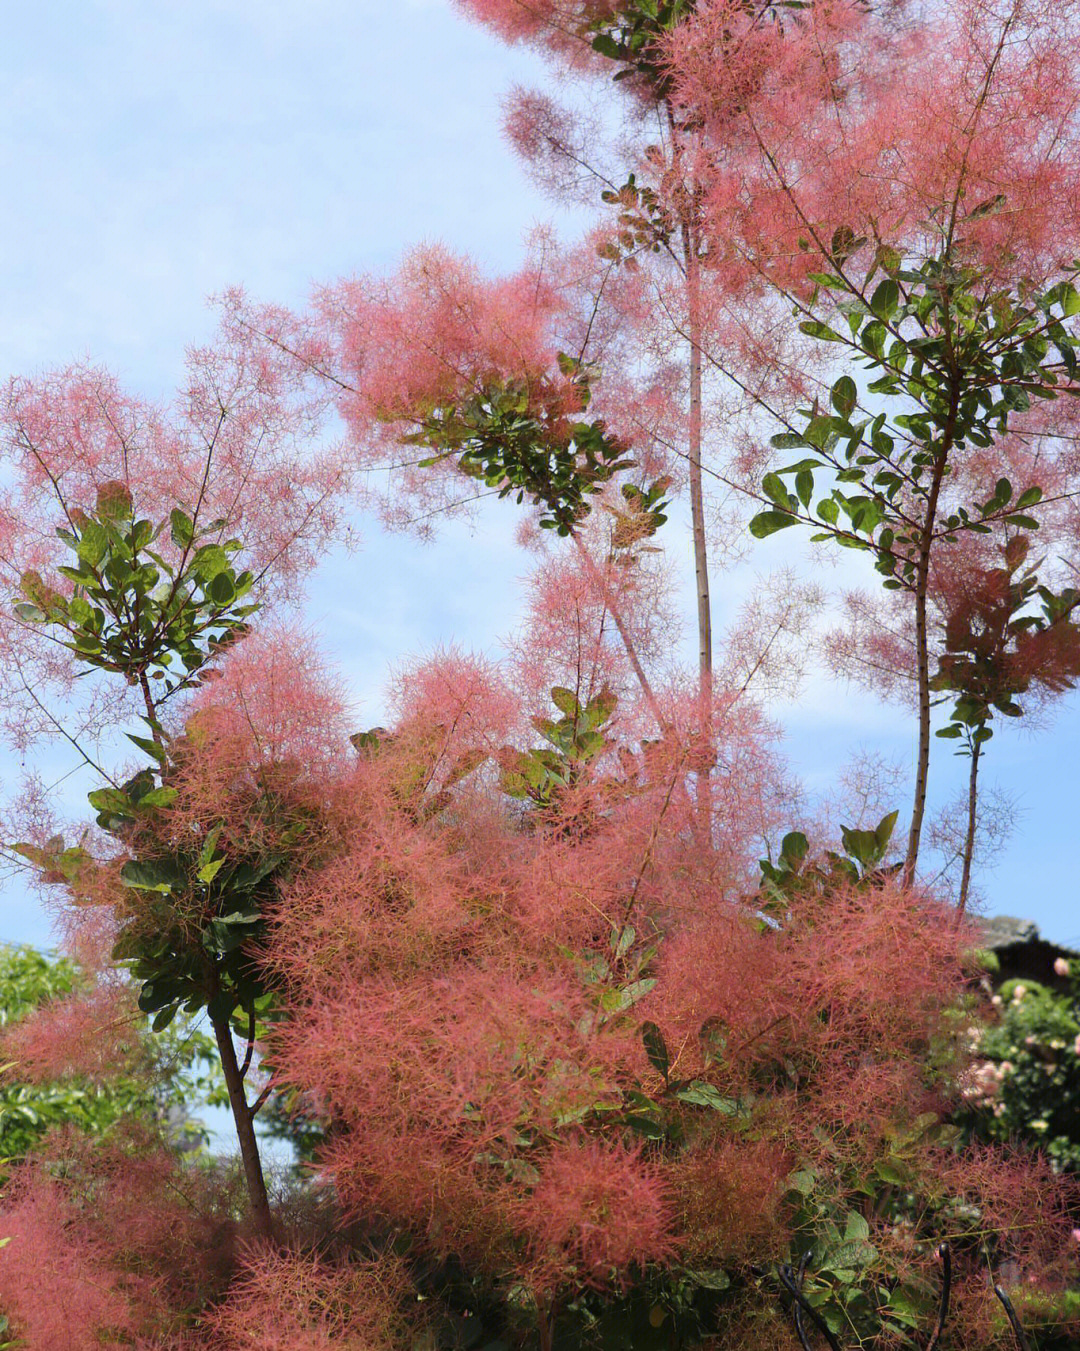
[[956, 736, 982, 921], [537, 1300, 554, 1351], [212, 1014, 274, 1240], [905, 565, 934, 886], [903, 413, 955, 886], [684, 233, 712, 695]]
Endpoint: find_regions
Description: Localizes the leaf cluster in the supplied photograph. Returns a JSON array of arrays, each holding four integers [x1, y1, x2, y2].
[[497, 686, 618, 822], [750, 250, 1080, 583], [15, 482, 256, 701], [966, 975, 1080, 1173], [598, 174, 674, 262], [758, 812, 900, 913], [932, 540, 1080, 751], [408, 357, 634, 536]]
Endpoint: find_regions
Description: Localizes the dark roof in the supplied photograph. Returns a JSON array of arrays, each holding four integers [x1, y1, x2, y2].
[[978, 915, 1079, 988]]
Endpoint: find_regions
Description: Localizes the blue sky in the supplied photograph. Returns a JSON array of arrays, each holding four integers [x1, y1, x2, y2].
[[1, 0, 1077, 952]]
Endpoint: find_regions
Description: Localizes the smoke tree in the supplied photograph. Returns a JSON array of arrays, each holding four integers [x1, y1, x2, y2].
[[2, 0, 1080, 1348], [0, 341, 345, 1240], [653, 0, 1080, 886]]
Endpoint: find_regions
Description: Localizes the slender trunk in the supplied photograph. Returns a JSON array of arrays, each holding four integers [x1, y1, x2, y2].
[[905, 560, 934, 886], [212, 1014, 274, 1240], [138, 671, 162, 746], [537, 1300, 554, 1351], [665, 99, 712, 694], [956, 736, 982, 921], [903, 408, 956, 885], [684, 232, 712, 695], [681, 215, 716, 841]]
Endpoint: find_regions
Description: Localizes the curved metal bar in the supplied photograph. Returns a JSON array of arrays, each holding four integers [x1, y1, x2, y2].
[[993, 1284, 1033, 1351], [780, 1266, 816, 1351], [778, 1262, 843, 1351], [792, 1252, 814, 1351], [923, 1243, 951, 1351]]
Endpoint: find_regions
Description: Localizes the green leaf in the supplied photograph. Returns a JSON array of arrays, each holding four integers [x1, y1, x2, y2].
[[799, 319, 845, 343], [169, 508, 195, 547], [75, 522, 108, 566], [675, 1082, 740, 1113], [802, 415, 836, 449], [96, 480, 133, 520], [549, 686, 579, 718], [762, 472, 793, 507], [126, 732, 166, 763], [191, 544, 228, 580], [152, 1003, 179, 1033], [843, 1211, 871, 1244], [749, 509, 798, 539], [968, 192, 1005, 221], [621, 977, 655, 1008], [137, 787, 178, 808], [874, 809, 898, 851], [869, 279, 899, 320], [208, 570, 236, 605], [831, 375, 857, 418], [641, 1020, 670, 1080], [197, 857, 226, 885], [830, 225, 864, 262], [86, 787, 133, 817], [684, 1269, 731, 1291], [591, 32, 623, 59], [787, 1168, 816, 1195], [612, 924, 636, 959], [119, 859, 175, 893]]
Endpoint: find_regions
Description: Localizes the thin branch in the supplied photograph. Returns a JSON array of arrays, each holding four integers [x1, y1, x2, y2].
[[238, 1006, 257, 1082]]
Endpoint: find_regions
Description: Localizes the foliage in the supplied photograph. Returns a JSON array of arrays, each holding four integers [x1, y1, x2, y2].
[[7, 492, 308, 1236], [12, 493, 285, 1037], [496, 684, 618, 820], [965, 969, 1080, 1173], [4, 0, 1080, 1345], [405, 354, 635, 536], [931, 538, 1080, 750], [15, 481, 256, 704], [749, 254, 1077, 569], [584, 0, 700, 96], [0, 945, 213, 1165], [748, 240, 1080, 888]]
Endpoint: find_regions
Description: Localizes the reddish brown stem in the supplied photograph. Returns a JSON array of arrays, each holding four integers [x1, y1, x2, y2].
[[212, 1014, 274, 1240], [904, 409, 956, 885], [956, 735, 982, 921]]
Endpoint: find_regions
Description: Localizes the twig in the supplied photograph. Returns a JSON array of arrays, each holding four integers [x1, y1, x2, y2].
[[924, 1243, 951, 1351]]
